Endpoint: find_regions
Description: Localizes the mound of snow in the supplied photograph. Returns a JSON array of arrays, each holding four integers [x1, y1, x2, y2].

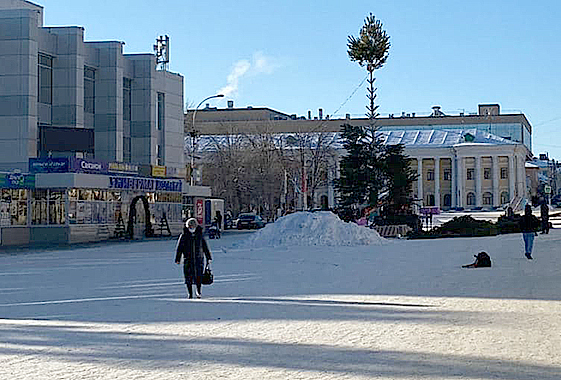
[[247, 211, 384, 247]]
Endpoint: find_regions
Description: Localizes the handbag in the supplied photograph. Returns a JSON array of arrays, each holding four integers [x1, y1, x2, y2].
[[202, 267, 213, 285]]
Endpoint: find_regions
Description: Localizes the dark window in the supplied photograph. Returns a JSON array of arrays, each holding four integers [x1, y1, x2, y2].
[[38, 54, 53, 104], [443, 194, 451, 207], [484, 168, 491, 179], [426, 194, 435, 206], [157, 92, 165, 130], [483, 192, 493, 205], [427, 170, 434, 181], [467, 192, 476, 206], [84, 67, 95, 114], [467, 168, 474, 180], [443, 169, 451, 181], [40, 126, 94, 153], [156, 144, 163, 166], [500, 167, 508, 179], [500, 191, 510, 204], [123, 78, 132, 121]]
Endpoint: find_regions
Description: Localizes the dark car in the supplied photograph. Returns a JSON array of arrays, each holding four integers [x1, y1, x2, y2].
[[236, 213, 266, 229]]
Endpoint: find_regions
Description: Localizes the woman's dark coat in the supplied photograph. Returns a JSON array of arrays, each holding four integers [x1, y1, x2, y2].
[[175, 226, 212, 284]]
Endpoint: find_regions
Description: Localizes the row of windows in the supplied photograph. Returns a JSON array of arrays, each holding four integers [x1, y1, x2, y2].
[[420, 168, 509, 181], [425, 191, 510, 207]]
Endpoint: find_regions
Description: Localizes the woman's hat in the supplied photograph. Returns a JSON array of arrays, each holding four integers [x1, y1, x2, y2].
[[186, 218, 198, 228]]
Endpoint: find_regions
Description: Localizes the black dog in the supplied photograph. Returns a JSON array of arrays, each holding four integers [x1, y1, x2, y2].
[[462, 251, 492, 268]]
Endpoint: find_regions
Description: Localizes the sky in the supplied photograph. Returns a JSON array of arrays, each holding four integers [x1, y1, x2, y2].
[[38, 0, 561, 159]]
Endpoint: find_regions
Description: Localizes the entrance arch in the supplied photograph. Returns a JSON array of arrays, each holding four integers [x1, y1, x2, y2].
[[126, 195, 154, 239]]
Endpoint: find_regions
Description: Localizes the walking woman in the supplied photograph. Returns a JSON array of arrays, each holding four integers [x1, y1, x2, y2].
[[519, 204, 540, 260], [175, 218, 212, 298]]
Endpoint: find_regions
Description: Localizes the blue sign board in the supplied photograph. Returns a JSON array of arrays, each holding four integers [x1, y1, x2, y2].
[[1, 173, 35, 188], [29, 157, 70, 173], [108, 176, 182, 193], [72, 158, 108, 174]]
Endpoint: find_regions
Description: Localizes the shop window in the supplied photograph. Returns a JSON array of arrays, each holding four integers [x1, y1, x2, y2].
[[1, 189, 28, 226]]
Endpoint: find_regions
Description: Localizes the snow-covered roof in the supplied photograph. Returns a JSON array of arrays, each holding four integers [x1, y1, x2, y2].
[[187, 128, 517, 153]]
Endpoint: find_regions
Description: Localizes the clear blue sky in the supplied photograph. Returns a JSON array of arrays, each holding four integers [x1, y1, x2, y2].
[[39, 0, 561, 159]]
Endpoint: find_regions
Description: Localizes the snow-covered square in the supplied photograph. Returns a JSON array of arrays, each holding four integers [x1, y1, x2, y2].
[[1, 212, 560, 379]]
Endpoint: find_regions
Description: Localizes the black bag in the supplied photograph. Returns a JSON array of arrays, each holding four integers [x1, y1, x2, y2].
[[202, 267, 213, 285], [462, 251, 491, 268]]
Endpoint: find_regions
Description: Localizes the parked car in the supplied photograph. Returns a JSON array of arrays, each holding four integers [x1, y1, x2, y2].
[[236, 213, 266, 229]]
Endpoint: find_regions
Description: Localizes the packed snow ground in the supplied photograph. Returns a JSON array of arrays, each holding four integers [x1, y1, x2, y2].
[[1, 213, 561, 379]]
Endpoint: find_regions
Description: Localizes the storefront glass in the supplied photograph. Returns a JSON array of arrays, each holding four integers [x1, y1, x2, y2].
[[1, 189, 28, 226]]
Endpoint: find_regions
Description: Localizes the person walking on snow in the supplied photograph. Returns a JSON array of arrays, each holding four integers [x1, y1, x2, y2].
[[540, 201, 550, 234], [519, 204, 540, 260], [175, 218, 212, 298]]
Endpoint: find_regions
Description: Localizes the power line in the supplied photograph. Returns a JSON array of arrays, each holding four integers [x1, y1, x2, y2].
[[330, 74, 368, 117]]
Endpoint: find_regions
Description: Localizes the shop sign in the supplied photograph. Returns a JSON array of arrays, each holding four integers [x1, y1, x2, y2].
[[108, 176, 182, 192], [1, 173, 35, 188], [108, 162, 140, 175], [29, 157, 70, 173], [151, 165, 167, 177], [72, 158, 108, 174]]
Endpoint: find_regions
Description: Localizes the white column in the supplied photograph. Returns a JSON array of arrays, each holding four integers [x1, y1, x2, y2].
[[475, 155, 482, 207], [327, 165, 335, 209], [517, 155, 526, 199], [457, 156, 465, 208], [434, 157, 440, 208], [451, 155, 457, 208], [417, 158, 423, 206], [492, 155, 500, 207], [509, 155, 516, 203]]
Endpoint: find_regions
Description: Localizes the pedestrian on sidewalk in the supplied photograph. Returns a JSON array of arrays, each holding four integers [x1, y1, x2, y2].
[[175, 218, 212, 298], [540, 201, 550, 234], [519, 204, 540, 260]]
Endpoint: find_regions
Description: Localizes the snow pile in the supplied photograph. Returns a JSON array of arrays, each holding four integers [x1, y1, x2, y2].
[[247, 211, 384, 247]]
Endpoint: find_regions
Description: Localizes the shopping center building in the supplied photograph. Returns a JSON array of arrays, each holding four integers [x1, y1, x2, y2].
[[0, 1, 217, 246]]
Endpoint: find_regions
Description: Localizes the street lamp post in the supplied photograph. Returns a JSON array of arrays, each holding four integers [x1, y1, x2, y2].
[[190, 94, 224, 186]]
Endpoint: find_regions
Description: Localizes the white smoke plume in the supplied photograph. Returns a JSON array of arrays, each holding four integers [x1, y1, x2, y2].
[[218, 52, 277, 97]]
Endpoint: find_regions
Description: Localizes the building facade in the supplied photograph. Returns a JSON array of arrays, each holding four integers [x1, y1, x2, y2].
[[0, 1, 222, 247], [189, 103, 533, 212], [0, 0, 185, 172]]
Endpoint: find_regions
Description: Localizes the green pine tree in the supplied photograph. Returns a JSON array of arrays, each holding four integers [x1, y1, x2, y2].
[[335, 124, 385, 209], [380, 144, 417, 214]]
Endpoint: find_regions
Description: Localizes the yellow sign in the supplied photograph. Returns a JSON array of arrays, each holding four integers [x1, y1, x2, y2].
[[151, 165, 166, 177]]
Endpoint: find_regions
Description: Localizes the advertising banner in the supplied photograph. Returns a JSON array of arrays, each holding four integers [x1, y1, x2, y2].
[[151, 165, 167, 177], [108, 176, 182, 193], [29, 157, 70, 173], [108, 162, 140, 175], [195, 198, 204, 225], [0, 173, 35, 188], [72, 158, 108, 174]]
